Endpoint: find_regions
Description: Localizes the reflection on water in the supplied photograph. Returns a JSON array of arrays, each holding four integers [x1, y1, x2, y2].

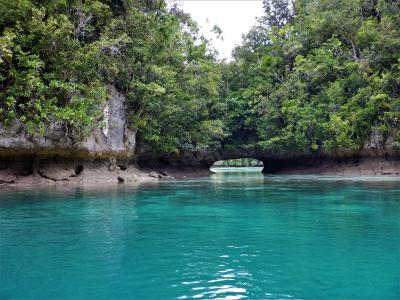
[[0, 172, 399, 299]]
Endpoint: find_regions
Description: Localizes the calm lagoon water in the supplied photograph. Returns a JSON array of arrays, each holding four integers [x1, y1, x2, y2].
[[1, 168, 399, 299]]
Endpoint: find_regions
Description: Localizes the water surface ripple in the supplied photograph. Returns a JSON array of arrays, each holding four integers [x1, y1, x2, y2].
[[1, 170, 399, 299]]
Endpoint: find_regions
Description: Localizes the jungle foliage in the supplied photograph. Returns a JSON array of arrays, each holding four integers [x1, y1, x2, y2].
[[224, 0, 400, 154], [0, 0, 226, 150], [1, 0, 399, 155]]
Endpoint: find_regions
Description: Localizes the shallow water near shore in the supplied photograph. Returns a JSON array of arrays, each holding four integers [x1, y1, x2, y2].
[[1, 169, 399, 299]]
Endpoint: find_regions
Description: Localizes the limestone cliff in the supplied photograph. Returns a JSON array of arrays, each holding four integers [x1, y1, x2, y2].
[[0, 86, 135, 159], [0, 86, 145, 185]]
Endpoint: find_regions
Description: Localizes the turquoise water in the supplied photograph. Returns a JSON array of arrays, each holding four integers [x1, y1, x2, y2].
[[1, 169, 399, 299]]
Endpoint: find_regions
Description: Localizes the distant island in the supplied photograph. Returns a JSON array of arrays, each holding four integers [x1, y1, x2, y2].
[[212, 159, 263, 168]]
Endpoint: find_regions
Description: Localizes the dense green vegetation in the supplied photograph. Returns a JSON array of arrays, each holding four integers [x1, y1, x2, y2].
[[1, 0, 399, 157], [0, 0, 225, 151], [223, 0, 400, 154]]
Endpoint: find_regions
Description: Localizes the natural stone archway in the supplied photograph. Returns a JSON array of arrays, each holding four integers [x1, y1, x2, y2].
[[136, 143, 400, 176]]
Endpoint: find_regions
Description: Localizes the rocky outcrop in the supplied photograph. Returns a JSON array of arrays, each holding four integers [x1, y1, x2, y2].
[[137, 136, 400, 176], [0, 85, 135, 159], [0, 156, 155, 185], [137, 146, 219, 168], [0, 85, 147, 185], [1, 84, 399, 185], [260, 156, 400, 175]]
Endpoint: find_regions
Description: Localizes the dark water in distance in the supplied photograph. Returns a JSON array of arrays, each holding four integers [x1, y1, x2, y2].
[[1, 169, 399, 300]]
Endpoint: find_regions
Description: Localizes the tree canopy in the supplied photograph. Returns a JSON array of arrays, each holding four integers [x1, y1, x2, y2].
[[222, 0, 400, 155], [1, 0, 399, 157]]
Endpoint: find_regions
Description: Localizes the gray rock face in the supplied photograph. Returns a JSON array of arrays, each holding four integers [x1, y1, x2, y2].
[[0, 156, 154, 185], [137, 135, 399, 175], [0, 85, 136, 159]]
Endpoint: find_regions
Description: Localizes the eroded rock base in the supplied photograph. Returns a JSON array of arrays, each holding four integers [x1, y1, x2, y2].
[[1, 155, 399, 187], [0, 156, 161, 186], [262, 156, 400, 176]]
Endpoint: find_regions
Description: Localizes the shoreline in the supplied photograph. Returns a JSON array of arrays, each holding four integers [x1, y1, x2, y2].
[[0, 157, 215, 187], [1, 156, 399, 188], [261, 156, 400, 176], [0, 156, 400, 187]]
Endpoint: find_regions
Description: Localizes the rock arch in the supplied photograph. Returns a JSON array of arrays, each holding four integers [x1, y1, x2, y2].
[[137, 143, 400, 175]]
